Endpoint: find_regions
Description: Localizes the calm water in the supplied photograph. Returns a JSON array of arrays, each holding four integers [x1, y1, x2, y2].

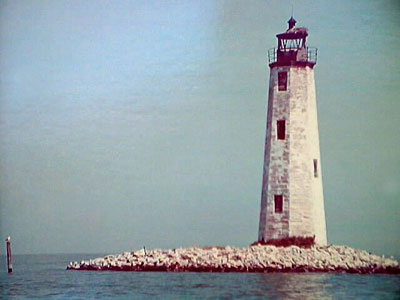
[[0, 254, 399, 299]]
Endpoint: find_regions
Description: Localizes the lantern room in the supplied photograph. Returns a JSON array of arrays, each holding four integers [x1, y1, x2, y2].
[[268, 17, 317, 67]]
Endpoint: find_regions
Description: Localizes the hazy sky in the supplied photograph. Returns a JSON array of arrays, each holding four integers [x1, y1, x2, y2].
[[1, 0, 399, 256]]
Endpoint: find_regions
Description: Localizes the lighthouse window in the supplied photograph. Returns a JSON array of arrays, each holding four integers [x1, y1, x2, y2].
[[277, 120, 286, 140], [278, 72, 287, 91], [274, 195, 283, 213], [313, 159, 318, 177]]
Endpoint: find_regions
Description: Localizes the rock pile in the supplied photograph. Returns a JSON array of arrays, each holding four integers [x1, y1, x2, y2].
[[67, 245, 399, 274]]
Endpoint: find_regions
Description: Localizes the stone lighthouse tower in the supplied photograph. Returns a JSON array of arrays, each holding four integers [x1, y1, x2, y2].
[[258, 17, 327, 245]]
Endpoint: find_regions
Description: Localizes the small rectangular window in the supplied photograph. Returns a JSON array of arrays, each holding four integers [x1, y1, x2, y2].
[[274, 195, 283, 213], [277, 120, 286, 140], [313, 159, 318, 178], [278, 72, 287, 91]]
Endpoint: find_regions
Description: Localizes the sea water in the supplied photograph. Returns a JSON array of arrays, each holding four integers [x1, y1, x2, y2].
[[1, 254, 399, 299]]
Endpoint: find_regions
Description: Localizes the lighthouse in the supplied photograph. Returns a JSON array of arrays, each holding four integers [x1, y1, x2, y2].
[[258, 17, 327, 245]]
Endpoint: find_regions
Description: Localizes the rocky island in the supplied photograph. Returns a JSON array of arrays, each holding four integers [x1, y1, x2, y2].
[[67, 244, 399, 274]]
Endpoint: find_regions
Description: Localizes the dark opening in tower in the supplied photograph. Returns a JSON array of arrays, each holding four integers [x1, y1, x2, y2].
[[278, 72, 287, 91], [277, 120, 286, 140], [274, 195, 283, 213]]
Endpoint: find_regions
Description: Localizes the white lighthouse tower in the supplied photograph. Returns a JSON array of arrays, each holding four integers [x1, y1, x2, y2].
[[258, 17, 327, 245]]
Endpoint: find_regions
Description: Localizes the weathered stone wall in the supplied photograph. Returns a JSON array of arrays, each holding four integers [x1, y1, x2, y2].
[[288, 67, 327, 245], [259, 66, 290, 241], [258, 65, 327, 245], [305, 69, 327, 245]]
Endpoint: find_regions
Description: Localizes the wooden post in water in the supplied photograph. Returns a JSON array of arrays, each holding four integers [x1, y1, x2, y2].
[[5, 236, 12, 273]]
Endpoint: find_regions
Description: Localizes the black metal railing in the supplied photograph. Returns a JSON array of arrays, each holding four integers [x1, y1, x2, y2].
[[268, 48, 277, 64], [268, 47, 317, 64], [307, 47, 317, 63]]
